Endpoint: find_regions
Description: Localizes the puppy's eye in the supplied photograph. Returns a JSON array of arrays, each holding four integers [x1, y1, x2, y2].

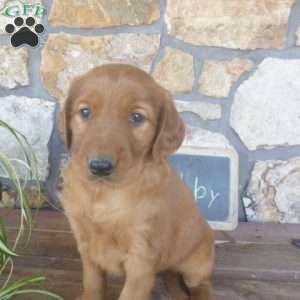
[[128, 112, 145, 126], [79, 107, 91, 120]]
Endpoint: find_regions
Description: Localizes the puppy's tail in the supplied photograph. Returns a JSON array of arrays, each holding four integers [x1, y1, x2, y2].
[[164, 272, 189, 300]]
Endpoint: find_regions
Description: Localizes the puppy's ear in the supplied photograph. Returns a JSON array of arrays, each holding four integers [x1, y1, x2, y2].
[[59, 95, 73, 150], [59, 76, 83, 150], [152, 89, 185, 161]]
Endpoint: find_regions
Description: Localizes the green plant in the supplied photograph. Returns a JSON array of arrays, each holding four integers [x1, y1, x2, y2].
[[0, 120, 63, 300]]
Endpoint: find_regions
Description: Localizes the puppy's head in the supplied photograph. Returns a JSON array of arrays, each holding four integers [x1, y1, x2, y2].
[[60, 64, 184, 183]]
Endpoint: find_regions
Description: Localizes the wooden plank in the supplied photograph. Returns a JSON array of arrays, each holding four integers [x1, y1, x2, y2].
[[6, 269, 300, 300], [213, 279, 300, 300], [6, 262, 300, 300], [214, 242, 300, 282], [8, 234, 300, 282], [215, 222, 300, 245], [6, 230, 79, 259], [9, 241, 300, 283], [7, 238, 300, 282], [2, 209, 300, 299], [0, 208, 70, 232], [2, 209, 300, 281], [2, 208, 300, 244]]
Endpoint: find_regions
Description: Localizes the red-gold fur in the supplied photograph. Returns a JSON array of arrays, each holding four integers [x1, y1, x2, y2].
[[60, 64, 215, 300]]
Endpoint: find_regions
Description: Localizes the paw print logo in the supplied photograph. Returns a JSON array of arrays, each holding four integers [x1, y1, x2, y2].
[[5, 17, 44, 48]]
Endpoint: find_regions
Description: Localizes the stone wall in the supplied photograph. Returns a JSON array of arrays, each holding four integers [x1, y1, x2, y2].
[[0, 0, 300, 223]]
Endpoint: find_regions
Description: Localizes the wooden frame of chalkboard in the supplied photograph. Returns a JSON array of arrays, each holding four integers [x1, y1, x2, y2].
[[174, 146, 239, 231]]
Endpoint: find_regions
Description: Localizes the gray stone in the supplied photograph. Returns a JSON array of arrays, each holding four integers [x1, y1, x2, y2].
[[0, 47, 29, 88], [0, 96, 55, 181], [297, 27, 300, 46], [230, 58, 300, 150], [165, 0, 294, 50], [182, 125, 233, 149], [175, 100, 221, 120], [41, 33, 160, 105], [244, 158, 300, 224]]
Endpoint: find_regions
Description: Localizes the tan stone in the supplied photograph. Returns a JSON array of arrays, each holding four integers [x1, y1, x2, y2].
[[1, 191, 15, 208], [297, 27, 300, 46], [49, 0, 160, 28], [175, 100, 221, 120], [0, 186, 48, 208], [166, 0, 294, 50], [199, 59, 254, 98], [0, 47, 29, 88], [23, 186, 47, 208], [153, 48, 194, 94], [41, 33, 160, 104]]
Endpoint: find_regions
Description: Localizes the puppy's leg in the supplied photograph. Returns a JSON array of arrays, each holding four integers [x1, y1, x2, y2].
[[164, 272, 189, 300], [76, 252, 106, 300], [188, 281, 214, 300], [68, 218, 106, 300], [119, 259, 155, 300], [180, 245, 215, 300]]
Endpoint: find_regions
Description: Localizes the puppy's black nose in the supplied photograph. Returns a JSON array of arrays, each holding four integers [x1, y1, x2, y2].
[[89, 157, 115, 177]]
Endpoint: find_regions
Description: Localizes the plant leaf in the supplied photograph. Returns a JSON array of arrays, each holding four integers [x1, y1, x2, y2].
[[3, 289, 64, 300], [0, 239, 17, 257], [0, 276, 46, 298], [0, 152, 33, 239], [0, 219, 7, 244], [0, 120, 39, 180]]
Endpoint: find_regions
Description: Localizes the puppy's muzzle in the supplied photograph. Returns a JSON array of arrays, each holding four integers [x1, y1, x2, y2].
[[88, 156, 115, 177]]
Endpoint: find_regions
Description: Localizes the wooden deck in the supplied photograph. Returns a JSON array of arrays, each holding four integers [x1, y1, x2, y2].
[[1, 209, 300, 300]]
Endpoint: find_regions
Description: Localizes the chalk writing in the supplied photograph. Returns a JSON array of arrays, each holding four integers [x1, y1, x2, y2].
[[180, 173, 220, 208], [170, 152, 235, 225]]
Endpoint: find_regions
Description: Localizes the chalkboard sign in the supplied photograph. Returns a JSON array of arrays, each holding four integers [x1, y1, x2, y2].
[[169, 147, 239, 231]]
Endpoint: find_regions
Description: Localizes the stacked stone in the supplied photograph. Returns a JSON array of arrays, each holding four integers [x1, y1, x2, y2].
[[0, 0, 299, 223]]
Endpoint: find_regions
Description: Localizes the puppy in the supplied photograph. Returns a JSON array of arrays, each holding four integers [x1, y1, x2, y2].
[[60, 64, 215, 300]]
